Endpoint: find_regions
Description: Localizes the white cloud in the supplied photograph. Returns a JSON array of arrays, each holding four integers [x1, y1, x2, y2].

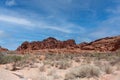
[[36, 22, 85, 34], [0, 15, 72, 33], [5, 0, 16, 7], [43, 26, 72, 33], [0, 0, 87, 34], [0, 14, 85, 34], [0, 15, 34, 26]]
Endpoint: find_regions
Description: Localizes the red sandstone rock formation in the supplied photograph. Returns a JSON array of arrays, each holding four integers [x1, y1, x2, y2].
[[16, 35, 120, 53], [81, 36, 120, 51], [0, 46, 8, 52], [17, 37, 76, 52]]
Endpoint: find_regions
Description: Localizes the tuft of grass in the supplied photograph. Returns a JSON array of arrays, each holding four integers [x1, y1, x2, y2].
[[65, 64, 100, 80]]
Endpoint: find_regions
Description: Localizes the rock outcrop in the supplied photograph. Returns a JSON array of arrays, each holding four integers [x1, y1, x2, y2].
[[80, 36, 120, 51], [0, 46, 8, 52], [17, 37, 76, 51], [16, 35, 120, 53]]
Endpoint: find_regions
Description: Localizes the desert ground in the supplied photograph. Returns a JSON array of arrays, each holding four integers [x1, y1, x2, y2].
[[0, 51, 120, 80]]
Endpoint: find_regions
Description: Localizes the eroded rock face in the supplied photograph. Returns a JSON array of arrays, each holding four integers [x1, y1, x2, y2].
[[0, 46, 8, 52], [81, 36, 120, 51], [17, 37, 76, 51], [16, 36, 120, 53]]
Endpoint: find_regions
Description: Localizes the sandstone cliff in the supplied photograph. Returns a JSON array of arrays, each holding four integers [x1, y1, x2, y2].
[[80, 36, 120, 51], [17, 37, 76, 51], [16, 36, 120, 53]]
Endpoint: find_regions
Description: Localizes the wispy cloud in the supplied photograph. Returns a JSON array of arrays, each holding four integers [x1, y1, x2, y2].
[[89, 5, 120, 39], [5, 0, 16, 7], [0, 15, 34, 26], [41, 26, 72, 33], [0, 14, 80, 33], [0, 0, 88, 34], [107, 6, 120, 14]]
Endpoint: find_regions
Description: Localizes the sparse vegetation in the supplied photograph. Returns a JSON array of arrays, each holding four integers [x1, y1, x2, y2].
[[0, 51, 120, 80], [65, 64, 100, 80], [102, 64, 113, 74], [0, 52, 23, 64]]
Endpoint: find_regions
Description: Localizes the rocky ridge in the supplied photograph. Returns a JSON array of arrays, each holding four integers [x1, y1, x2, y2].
[[17, 37, 76, 53], [79, 36, 120, 51], [16, 35, 120, 53]]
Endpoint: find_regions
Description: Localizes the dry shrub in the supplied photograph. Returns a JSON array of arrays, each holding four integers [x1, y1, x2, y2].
[[39, 65, 46, 72], [73, 57, 81, 62], [47, 69, 56, 76], [56, 60, 71, 69], [65, 64, 100, 80], [102, 64, 113, 74], [47, 69, 62, 80], [43, 59, 71, 69], [0, 53, 23, 64]]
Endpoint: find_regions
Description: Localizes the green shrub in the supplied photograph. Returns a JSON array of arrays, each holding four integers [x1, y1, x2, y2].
[[0, 53, 23, 64]]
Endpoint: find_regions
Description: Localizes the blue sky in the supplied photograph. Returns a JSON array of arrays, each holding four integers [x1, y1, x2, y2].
[[0, 0, 120, 50]]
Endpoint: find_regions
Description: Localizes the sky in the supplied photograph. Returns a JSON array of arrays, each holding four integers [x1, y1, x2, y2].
[[0, 0, 120, 50]]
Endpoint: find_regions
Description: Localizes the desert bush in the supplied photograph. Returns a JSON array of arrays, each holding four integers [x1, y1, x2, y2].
[[39, 65, 46, 72], [73, 57, 81, 62], [102, 64, 113, 74], [51, 60, 71, 69], [0, 53, 23, 64], [14, 55, 37, 68], [64, 64, 100, 80], [43, 60, 53, 66], [45, 53, 81, 61], [48, 69, 61, 79], [43, 59, 71, 69]]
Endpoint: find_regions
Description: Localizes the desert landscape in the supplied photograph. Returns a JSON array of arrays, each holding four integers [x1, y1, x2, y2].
[[0, 0, 120, 80], [0, 35, 120, 80]]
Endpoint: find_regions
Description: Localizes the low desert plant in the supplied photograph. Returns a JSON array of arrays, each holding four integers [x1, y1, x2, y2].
[[0, 53, 23, 64], [53, 60, 71, 69], [43, 59, 71, 69], [39, 65, 46, 72], [65, 64, 100, 80], [102, 64, 113, 74]]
